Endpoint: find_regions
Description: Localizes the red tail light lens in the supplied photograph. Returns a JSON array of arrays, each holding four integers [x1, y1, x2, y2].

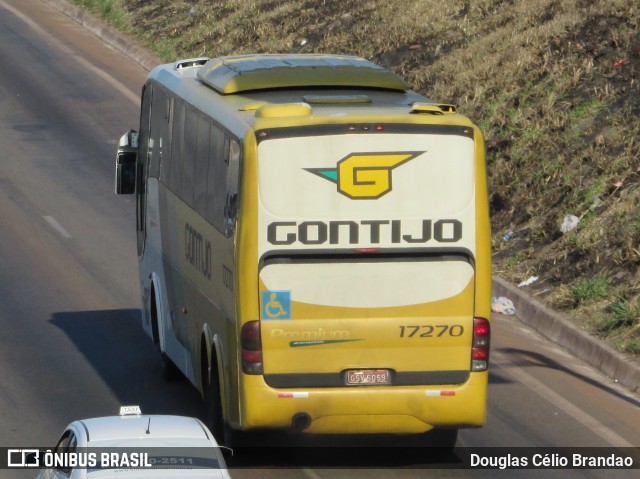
[[241, 349, 263, 363], [240, 321, 263, 374], [471, 317, 490, 372], [241, 320, 260, 349]]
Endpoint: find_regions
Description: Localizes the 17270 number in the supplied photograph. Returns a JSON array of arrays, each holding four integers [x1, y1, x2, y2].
[[399, 325, 464, 338]]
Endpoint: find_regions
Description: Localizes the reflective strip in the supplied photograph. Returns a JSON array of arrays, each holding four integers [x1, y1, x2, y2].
[[278, 392, 309, 398], [425, 390, 456, 397]]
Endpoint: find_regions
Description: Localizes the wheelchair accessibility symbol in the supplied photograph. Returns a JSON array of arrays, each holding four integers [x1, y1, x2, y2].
[[261, 291, 291, 320]]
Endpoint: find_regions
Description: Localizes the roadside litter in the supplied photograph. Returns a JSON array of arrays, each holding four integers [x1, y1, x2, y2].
[[492, 296, 516, 315], [560, 214, 579, 233], [518, 276, 539, 287]]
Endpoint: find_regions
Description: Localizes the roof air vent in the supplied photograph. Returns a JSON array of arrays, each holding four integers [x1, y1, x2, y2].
[[173, 57, 210, 70], [410, 102, 457, 114], [197, 54, 409, 94]]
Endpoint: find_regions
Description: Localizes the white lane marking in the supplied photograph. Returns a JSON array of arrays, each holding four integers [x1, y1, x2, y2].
[[492, 350, 635, 448], [43, 216, 72, 239], [0, 0, 139, 105]]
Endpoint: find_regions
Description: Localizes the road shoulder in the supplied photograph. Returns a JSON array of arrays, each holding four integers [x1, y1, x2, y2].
[[493, 276, 640, 393]]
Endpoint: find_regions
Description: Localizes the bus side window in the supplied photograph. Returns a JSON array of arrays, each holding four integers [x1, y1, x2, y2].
[[138, 84, 151, 170], [148, 86, 166, 179], [194, 115, 210, 216], [181, 107, 197, 205], [170, 101, 185, 196], [205, 125, 227, 231], [148, 85, 169, 178], [225, 139, 241, 237], [137, 84, 152, 255], [160, 97, 173, 185]]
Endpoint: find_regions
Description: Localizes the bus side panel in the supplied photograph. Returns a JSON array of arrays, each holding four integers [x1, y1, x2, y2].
[[156, 183, 241, 423], [139, 178, 160, 343], [142, 178, 174, 347], [473, 128, 492, 320], [231, 132, 260, 428], [156, 185, 192, 380]]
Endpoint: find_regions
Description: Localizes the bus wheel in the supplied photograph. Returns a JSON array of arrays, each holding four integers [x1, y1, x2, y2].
[[205, 362, 226, 444], [161, 353, 181, 381]]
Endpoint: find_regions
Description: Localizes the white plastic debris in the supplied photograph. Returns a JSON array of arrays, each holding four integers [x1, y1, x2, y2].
[[518, 276, 539, 287], [491, 296, 515, 315], [560, 214, 580, 233]]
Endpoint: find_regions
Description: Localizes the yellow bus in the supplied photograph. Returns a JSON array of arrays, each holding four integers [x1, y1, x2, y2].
[[115, 54, 491, 447]]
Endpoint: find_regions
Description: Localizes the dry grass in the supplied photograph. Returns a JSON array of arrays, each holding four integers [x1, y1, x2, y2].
[[72, 0, 640, 355]]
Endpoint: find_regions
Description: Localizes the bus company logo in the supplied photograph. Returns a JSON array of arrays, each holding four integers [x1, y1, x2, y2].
[[305, 151, 423, 199]]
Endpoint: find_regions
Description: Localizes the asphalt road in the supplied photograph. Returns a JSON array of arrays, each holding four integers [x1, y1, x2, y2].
[[0, 1, 638, 478]]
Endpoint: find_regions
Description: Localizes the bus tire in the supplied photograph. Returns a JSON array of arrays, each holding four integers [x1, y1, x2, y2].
[[205, 360, 226, 444]]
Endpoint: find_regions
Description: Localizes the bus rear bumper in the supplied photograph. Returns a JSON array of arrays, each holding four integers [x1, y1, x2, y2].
[[239, 371, 488, 434]]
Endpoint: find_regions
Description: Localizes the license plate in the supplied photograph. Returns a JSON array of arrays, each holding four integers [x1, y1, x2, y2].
[[346, 369, 391, 385]]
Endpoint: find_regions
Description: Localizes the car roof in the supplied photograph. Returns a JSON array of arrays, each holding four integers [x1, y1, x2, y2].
[[73, 415, 213, 445]]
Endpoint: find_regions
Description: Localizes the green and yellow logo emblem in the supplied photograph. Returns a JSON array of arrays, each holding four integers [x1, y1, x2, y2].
[[305, 151, 422, 199]]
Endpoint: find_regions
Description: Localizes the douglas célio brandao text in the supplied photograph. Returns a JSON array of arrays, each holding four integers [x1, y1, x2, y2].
[[469, 452, 635, 469]]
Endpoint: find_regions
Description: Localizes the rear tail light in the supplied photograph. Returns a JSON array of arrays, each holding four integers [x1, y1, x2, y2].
[[240, 321, 263, 375], [471, 317, 490, 372]]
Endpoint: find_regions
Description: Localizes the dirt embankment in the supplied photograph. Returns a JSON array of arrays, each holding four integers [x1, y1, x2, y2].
[[74, 0, 639, 356]]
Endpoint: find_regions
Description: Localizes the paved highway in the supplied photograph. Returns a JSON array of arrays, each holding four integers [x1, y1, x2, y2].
[[0, 1, 638, 478]]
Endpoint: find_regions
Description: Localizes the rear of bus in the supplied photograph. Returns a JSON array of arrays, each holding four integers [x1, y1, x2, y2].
[[239, 111, 491, 436]]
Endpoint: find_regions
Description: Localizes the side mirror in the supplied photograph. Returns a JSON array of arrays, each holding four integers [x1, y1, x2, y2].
[[115, 130, 138, 195]]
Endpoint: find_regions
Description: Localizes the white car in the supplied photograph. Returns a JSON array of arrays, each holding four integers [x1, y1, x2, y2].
[[37, 407, 231, 478]]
